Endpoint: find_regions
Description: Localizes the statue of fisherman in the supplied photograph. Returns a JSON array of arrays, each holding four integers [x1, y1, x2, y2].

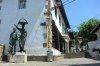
[[9, 28, 18, 55]]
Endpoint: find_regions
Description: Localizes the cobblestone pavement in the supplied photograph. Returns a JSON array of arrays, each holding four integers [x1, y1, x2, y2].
[[0, 58, 100, 66]]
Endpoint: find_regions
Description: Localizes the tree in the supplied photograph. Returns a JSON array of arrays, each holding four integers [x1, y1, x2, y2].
[[72, 31, 78, 37], [77, 18, 100, 44]]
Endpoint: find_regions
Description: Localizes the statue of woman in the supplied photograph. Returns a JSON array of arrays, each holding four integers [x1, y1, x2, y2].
[[15, 23, 27, 52]]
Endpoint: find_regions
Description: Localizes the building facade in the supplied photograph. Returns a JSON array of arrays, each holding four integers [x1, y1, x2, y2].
[[88, 23, 100, 58], [0, 0, 73, 60]]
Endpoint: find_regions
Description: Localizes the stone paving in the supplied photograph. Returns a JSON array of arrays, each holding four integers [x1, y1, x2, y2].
[[0, 58, 100, 66]]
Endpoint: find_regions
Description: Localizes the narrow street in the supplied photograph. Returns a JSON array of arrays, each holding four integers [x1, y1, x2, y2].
[[0, 58, 100, 66]]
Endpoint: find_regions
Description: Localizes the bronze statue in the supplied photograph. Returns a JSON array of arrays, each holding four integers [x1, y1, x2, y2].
[[9, 19, 28, 54], [15, 20, 28, 52], [9, 28, 18, 54]]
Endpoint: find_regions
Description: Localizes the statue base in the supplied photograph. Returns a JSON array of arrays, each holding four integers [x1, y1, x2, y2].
[[8, 52, 27, 63], [8, 55, 14, 63]]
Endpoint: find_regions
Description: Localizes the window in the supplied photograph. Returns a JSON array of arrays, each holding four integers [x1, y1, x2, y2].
[[0, 0, 2, 10], [59, 16, 61, 26], [0, 6, 1, 10], [55, 7, 57, 18], [43, 43, 47, 48], [62, 23, 67, 34], [43, 33, 47, 39], [0, 19, 1, 24], [0, 0, 2, 3], [19, 0, 26, 9]]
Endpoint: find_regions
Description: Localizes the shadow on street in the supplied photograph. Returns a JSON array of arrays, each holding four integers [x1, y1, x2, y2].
[[68, 63, 100, 66]]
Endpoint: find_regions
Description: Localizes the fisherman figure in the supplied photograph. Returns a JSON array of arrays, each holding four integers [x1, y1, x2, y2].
[[9, 28, 18, 55]]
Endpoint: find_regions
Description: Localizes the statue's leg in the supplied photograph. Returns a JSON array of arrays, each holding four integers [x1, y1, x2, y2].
[[19, 40, 22, 52], [22, 43, 25, 52], [22, 39, 26, 52], [19, 40, 21, 52], [11, 45, 13, 54], [8, 45, 11, 53], [14, 43, 16, 54], [19, 44, 22, 52]]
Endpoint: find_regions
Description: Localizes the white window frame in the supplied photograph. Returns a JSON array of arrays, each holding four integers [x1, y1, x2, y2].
[[19, 0, 26, 9]]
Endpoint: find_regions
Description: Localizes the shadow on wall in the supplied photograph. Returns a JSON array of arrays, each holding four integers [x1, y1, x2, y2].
[[68, 63, 100, 66]]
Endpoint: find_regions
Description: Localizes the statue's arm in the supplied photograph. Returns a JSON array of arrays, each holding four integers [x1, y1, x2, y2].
[[26, 31, 27, 36], [16, 34, 18, 40], [14, 24, 21, 31], [9, 34, 12, 45]]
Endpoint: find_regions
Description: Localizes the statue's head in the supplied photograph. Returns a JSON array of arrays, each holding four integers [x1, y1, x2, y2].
[[17, 19, 28, 29]]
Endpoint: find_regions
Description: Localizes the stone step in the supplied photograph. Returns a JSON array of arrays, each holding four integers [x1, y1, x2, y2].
[[27, 54, 64, 61], [65, 52, 91, 58], [53, 54, 64, 61]]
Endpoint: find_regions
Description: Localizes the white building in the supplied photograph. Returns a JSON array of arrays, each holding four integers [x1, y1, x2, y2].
[[88, 23, 100, 58], [0, 0, 73, 61]]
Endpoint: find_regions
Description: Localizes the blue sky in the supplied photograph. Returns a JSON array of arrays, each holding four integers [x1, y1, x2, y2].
[[62, 0, 100, 31]]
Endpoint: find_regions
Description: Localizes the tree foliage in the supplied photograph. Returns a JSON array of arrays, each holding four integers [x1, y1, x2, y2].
[[77, 18, 100, 43], [72, 31, 78, 37]]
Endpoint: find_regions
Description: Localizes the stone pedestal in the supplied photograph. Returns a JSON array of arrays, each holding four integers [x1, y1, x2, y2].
[[8, 52, 27, 63], [8, 55, 15, 63]]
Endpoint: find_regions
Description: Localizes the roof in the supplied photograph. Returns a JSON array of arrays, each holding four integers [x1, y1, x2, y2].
[[91, 23, 100, 34], [55, 0, 70, 28]]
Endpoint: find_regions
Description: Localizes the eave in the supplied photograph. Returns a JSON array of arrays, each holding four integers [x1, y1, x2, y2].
[[55, 0, 70, 28]]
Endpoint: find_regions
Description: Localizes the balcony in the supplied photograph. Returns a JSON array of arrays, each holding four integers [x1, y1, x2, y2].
[[62, 28, 70, 40], [62, 34, 70, 41], [62, 28, 74, 41]]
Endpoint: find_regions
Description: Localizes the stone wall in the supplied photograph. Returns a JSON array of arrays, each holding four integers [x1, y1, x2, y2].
[[0, 45, 4, 62]]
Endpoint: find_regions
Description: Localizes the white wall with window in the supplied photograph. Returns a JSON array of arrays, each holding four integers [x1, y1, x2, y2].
[[0, 0, 70, 56], [88, 27, 100, 58], [0, 0, 46, 55]]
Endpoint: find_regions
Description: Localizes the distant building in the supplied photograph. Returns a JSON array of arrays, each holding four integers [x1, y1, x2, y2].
[[0, 0, 73, 61]]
